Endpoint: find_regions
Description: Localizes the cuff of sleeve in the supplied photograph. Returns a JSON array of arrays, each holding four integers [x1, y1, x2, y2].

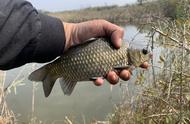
[[33, 14, 65, 62]]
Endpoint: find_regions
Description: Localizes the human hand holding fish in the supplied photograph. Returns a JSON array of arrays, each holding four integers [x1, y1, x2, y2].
[[29, 20, 151, 97], [63, 20, 149, 86]]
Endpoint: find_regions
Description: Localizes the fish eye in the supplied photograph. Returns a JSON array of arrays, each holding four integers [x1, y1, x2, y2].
[[142, 49, 148, 55]]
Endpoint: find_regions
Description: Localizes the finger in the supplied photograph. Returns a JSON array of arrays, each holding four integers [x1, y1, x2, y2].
[[74, 20, 124, 49], [106, 71, 119, 85], [102, 21, 124, 49], [93, 77, 104, 86], [119, 70, 131, 81], [140, 62, 149, 69], [111, 29, 124, 49]]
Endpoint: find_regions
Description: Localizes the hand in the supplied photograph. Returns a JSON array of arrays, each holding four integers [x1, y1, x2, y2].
[[63, 20, 149, 86]]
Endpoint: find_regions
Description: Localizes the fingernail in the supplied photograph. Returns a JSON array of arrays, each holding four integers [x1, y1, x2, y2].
[[111, 75, 119, 85], [116, 38, 122, 48], [113, 75, 117, 80], [120, 70, 131, 81], [94, 78, 104, 86]]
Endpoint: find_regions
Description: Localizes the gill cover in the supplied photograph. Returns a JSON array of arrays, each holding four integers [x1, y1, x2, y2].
[[127, 48, 151, 67]]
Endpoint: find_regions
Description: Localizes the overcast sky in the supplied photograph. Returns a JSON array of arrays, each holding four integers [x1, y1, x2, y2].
[[27, 0, 137, 12]]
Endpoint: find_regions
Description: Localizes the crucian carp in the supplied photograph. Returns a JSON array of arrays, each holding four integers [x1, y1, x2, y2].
[[29, 38, 151, 97]]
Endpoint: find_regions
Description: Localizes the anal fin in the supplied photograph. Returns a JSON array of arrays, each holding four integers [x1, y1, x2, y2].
[[59, 78, 77, 95]]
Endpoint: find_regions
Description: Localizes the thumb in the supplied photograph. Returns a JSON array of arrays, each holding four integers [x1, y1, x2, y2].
[[110, 29, 124, 49], [102, 21, 124, 49]]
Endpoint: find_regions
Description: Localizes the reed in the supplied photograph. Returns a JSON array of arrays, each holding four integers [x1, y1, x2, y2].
[[107, 4, 190, 123], [0, 71, 16, 124]]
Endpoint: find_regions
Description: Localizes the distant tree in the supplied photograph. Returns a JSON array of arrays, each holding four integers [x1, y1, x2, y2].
[[161, 0, 177, 19], [160, 0, 190, 20], [137, 0, 144, 5], [137, 0, 151, 5]]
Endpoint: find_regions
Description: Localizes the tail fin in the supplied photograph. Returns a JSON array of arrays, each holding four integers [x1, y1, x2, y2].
[[28, 66, 56, 97], [28, 66, 47, 81]]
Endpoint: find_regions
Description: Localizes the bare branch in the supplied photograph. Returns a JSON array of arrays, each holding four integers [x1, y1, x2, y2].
[[152, 27, 190, 52]]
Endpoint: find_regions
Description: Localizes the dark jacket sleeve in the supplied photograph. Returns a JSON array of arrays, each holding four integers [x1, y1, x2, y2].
[[0, 0, 65, 70]]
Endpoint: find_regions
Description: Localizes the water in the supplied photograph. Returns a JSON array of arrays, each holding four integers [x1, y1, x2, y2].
[[4, 25, 160, 123]]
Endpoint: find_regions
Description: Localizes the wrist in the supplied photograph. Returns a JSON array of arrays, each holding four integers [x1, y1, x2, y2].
[[63, 22, 77, 51]]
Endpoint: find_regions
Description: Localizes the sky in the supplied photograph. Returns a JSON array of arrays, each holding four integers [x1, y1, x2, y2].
[[27, 0, 137, 12]]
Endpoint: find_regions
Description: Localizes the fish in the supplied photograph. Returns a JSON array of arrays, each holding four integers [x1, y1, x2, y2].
[[28, 38, 151, 97]]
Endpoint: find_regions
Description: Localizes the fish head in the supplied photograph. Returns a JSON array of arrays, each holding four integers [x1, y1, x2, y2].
[[127, 48, 152, 67]]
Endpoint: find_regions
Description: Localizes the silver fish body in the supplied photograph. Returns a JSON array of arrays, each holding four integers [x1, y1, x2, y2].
[[29, 38, 151, 97]]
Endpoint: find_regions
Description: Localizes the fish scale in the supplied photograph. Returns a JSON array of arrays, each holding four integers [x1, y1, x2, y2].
[[29, 38, 151, 97]]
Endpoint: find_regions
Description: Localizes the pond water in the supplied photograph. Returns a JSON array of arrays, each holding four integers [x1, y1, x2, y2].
[[4, 25, 161, 124]]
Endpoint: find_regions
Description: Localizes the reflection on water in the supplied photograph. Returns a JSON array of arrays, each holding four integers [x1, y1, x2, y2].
[[5, 25, 159, 123]]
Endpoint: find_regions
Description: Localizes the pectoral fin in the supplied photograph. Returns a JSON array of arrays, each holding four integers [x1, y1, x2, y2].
[[113, 65, 131, 70], [59, 78, 77, 95], [89, 77, 104, 81], [113, 65, 134, 75]]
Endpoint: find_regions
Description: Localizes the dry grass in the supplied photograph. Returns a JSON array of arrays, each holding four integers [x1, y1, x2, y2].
[[0, 71, 16, 124], [107, 10, 190, 123], [48, 5, 129, 24], [48, 1, 164, 25]]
